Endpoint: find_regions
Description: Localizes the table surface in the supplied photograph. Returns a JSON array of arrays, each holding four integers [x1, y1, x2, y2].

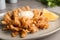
[[0, 0, 60, 40]]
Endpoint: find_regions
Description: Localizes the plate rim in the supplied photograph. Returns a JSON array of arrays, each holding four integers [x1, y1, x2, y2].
[[0, 9, 60, 39], [0, 26, 60, 39]]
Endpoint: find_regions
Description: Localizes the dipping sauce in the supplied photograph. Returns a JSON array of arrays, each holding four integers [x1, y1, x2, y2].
[[19, 11, 34, 19]]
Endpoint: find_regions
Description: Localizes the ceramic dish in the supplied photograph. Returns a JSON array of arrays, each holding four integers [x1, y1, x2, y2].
[[0, 9, 60, 40]]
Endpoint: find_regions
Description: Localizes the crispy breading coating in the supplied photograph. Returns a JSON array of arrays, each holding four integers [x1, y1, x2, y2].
[[2, 6, 49, 38]]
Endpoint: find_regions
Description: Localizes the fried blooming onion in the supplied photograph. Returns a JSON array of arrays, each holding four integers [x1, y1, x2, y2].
[[1, 6, 49, 38]]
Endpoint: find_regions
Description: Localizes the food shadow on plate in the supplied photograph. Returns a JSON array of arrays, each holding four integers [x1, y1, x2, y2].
[[0, 23, 12, 34], [0, 17, 12, 34]]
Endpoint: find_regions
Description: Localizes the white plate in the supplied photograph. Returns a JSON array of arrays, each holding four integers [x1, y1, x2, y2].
[[0, 10, 60, 40]]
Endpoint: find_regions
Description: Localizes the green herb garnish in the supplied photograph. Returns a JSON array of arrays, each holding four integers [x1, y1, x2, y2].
[[37, 0, 60, 7]]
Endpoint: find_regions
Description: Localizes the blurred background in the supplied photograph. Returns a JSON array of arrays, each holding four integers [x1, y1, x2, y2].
[[0, 0, 60, 40]]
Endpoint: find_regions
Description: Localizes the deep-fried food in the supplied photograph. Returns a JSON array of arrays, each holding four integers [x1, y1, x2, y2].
[[2, 6, 49, 38]]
